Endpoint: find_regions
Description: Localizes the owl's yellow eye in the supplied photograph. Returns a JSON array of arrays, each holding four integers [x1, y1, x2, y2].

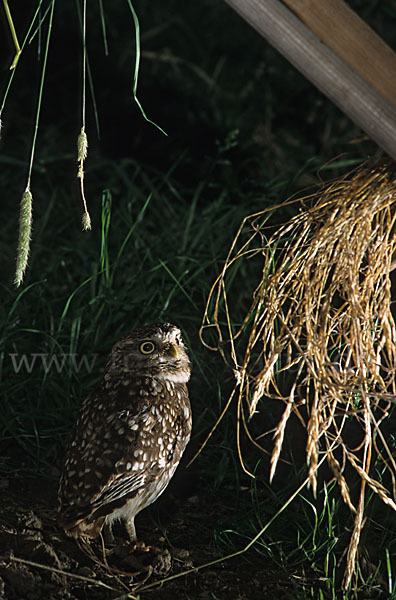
[[139, 341, 155, 354]]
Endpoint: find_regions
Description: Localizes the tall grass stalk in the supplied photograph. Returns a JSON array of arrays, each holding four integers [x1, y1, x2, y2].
[[14, 0, 55, 286], [0, 1, 44, 132], [2, 0, 21, 69]]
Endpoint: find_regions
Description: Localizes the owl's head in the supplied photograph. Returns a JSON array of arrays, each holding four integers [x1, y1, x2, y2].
[[105, 323, 190, 382]]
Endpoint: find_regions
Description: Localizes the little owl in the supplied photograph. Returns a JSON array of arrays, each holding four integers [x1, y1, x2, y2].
[[58, 323, 191, 542]]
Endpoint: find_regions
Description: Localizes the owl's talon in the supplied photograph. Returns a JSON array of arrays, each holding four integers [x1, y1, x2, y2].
[[127, 540, 158, 555]]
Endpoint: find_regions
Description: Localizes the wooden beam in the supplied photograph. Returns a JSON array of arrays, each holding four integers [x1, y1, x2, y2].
[[281, 0, 396, 112], [223, 0, 396, 161]]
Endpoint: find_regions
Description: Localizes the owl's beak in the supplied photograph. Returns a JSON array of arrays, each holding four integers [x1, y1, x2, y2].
[[165, 343, 179, 359]]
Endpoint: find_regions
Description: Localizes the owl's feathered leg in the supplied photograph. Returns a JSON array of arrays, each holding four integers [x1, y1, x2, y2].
[[124, 516, 137, 541]]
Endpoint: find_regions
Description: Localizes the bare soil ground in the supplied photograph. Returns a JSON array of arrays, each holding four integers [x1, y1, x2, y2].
[[0, 465, 300, 600]]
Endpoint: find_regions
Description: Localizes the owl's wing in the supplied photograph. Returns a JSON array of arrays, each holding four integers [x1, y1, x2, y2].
[[89, 467, 155, 520], [61, 405, 169, 524]]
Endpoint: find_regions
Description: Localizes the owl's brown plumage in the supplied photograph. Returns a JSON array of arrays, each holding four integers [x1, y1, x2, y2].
[[58, 323, 191, 542]]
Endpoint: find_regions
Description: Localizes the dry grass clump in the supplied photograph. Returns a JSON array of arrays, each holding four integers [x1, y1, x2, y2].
[[200, 160, 396, 587]]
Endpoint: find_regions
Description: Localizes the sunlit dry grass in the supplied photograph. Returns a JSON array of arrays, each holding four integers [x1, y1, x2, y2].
[[201, 159, 396, 588]]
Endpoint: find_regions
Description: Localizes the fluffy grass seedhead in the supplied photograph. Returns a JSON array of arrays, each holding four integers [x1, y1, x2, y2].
[[77, 127, 88, 163], [201, 159, 396, 587], [14, 185, 33, 287], [81, 210, 91, 230]]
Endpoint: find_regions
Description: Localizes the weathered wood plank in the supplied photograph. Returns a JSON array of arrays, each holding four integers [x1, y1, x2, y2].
[[224, 0, 396, 160], [282, 0, 396, 112]]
